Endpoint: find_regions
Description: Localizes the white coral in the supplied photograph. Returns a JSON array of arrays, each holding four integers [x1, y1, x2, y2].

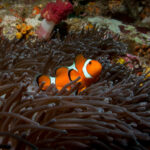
[[25, 14, 41, 29], [1, 15, 19, 26]]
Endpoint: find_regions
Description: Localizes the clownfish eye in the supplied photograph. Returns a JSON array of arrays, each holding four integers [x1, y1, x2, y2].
[[89, 61, 92, 65]]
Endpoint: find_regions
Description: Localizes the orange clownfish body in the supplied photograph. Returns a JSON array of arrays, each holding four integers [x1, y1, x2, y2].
[[36, 54, 102, 93], [37, 67, 74, 91]]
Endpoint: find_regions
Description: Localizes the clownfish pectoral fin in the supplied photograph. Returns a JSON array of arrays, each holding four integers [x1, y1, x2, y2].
[[36, 75, 51, 91], [69, 69, 81, 83], [55, 67, 70, 91], [75, 54, 86, 74]]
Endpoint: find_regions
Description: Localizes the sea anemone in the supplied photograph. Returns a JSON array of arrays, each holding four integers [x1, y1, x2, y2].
[[0, 28, 150, 149]]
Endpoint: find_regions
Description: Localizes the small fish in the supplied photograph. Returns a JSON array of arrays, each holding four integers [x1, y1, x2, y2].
[[32, 6, 41, 16], [36, 54, 102, 93]]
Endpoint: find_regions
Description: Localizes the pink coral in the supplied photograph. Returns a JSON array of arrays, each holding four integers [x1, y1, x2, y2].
[[36, 0, 73, 39], [123, 53, 139, 69], [41, 0, 73, 24]]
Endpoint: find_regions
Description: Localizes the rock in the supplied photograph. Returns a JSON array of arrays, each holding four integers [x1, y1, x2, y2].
[[88, 16, 123, 34]]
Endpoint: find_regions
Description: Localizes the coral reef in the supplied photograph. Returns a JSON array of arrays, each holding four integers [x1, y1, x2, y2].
[[15, 23, 34, 40], [36, 0, 73, 39], [134, 45, 150, 58], [0, 15, 19, 40], [0, 28, 150, 149], [25, 14, 41, 29], [84, 2, 101, 16], [88, 16, 150, 46]]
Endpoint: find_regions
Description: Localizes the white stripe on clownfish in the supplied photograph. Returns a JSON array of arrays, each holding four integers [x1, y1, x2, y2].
[[67, 62, 78, 71], [82, 59, 92, 78], [50, 76, 55, 84], [67, 59, 93, 79]]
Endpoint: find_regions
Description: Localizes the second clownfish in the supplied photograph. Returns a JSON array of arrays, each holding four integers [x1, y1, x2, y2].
[[36, 54, 102, 93]]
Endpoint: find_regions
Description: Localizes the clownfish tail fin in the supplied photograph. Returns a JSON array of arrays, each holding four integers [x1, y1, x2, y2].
[[36, 74, 51, 91]]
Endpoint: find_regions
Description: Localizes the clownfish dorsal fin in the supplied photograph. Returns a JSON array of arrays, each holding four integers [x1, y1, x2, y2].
[[36, 75, 51, 91], [75, 54, 86, 74], [56, 67, 68, 77]]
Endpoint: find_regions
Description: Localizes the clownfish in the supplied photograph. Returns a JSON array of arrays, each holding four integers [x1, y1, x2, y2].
[[36, 54, 102, 93]]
